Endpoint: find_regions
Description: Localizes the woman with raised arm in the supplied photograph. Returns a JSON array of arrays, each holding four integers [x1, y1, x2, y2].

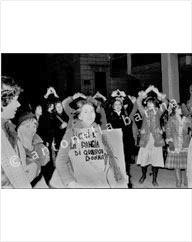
[[136, 86, 167, 186], [62, 92, 107, 130], [92, 91, 108, 130], [105, 90, 135, 188], [165, 104, 192, 188], [56, 97, 126, 188]]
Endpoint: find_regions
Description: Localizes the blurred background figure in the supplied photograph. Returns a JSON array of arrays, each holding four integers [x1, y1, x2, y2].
[[181, 84, 192, 117], [34, 104, 43, 122], [38, 101, 56, 186], [53, 101, 68, 153]]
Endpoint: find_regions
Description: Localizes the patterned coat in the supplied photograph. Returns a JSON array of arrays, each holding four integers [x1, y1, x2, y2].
[[166, 115, 192, 150]]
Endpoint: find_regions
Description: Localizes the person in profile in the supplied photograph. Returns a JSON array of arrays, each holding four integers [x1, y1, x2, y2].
[[1, 76, 31, 188]]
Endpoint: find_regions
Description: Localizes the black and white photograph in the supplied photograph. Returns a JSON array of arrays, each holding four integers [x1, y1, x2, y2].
[[1, 1, 192, 242], [1, 53, 192, 189]]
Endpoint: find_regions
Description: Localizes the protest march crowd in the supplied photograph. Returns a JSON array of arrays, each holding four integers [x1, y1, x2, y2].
[[1, 76, 192, 188]]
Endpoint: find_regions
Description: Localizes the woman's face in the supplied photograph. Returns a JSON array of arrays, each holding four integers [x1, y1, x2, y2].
[[48, 103, 54, 113], [79, 104, 96, 127], [147, 101, 155, 110], [1, 95, 21, 120], [35, 105, 42, 116], [113, 100, 122, 112], [18, 119, 38, 138], [55, 102, 63, 114], [175, 106, 182, 115]]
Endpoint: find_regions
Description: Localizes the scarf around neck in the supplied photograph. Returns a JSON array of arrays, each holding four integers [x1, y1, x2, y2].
[[1, 118, 18, 149]]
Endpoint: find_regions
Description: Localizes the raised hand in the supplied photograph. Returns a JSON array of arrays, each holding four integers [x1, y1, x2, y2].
[[151, 86, 160, 96], [145, 85, 154, 93], [93, 91, 107, 101], [128, 95, 136, 103], [45, 86, 59, 98], [138, 91, 147, 99], [72, 92, 86, 100], [60, 122, 68, 129], [93, 91, 100, 98], [51, 87, 59, 98]]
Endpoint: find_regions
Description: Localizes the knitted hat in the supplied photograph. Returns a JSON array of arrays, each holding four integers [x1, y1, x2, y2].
[[16, 112, 37, 129]]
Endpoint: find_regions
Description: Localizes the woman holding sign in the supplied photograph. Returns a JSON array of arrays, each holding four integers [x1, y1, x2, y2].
[[56, 98, 126, 188]]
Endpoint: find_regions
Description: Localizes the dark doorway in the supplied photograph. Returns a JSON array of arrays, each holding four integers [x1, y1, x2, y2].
[[94, 72, 107, 96], [179, 65, 192, 103]]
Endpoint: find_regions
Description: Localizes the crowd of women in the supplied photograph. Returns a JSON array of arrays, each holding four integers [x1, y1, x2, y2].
[[1, 75, 192, 188]]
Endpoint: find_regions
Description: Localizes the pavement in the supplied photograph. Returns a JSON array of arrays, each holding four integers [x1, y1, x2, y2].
[[130, 163, 188, 189], [50, 162, 189, 189]]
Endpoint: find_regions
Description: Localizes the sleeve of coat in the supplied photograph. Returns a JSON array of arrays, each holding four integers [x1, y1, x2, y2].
[[158, 97, 168, 116], [1, 129, 32, 188], [55, 128, 76, 186], [181, 103, 192, 117], [136, 96, 145, 117], [129, 102, 138, 121], [165, 117, 173, 142], [62, 96, 74, 118], [99, 107, 108, 130]]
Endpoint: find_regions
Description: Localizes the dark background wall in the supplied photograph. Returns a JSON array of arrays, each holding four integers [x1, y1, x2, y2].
[[2, 53, 191, 109]]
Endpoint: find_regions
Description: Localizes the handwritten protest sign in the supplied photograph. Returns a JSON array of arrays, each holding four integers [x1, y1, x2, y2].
[[68, 126, 109, 187], [50, 126, 128, 188]]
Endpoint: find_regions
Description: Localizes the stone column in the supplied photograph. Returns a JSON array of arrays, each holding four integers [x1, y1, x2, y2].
[[127, 54, 132, 75], [161, 53, 180, 102]]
